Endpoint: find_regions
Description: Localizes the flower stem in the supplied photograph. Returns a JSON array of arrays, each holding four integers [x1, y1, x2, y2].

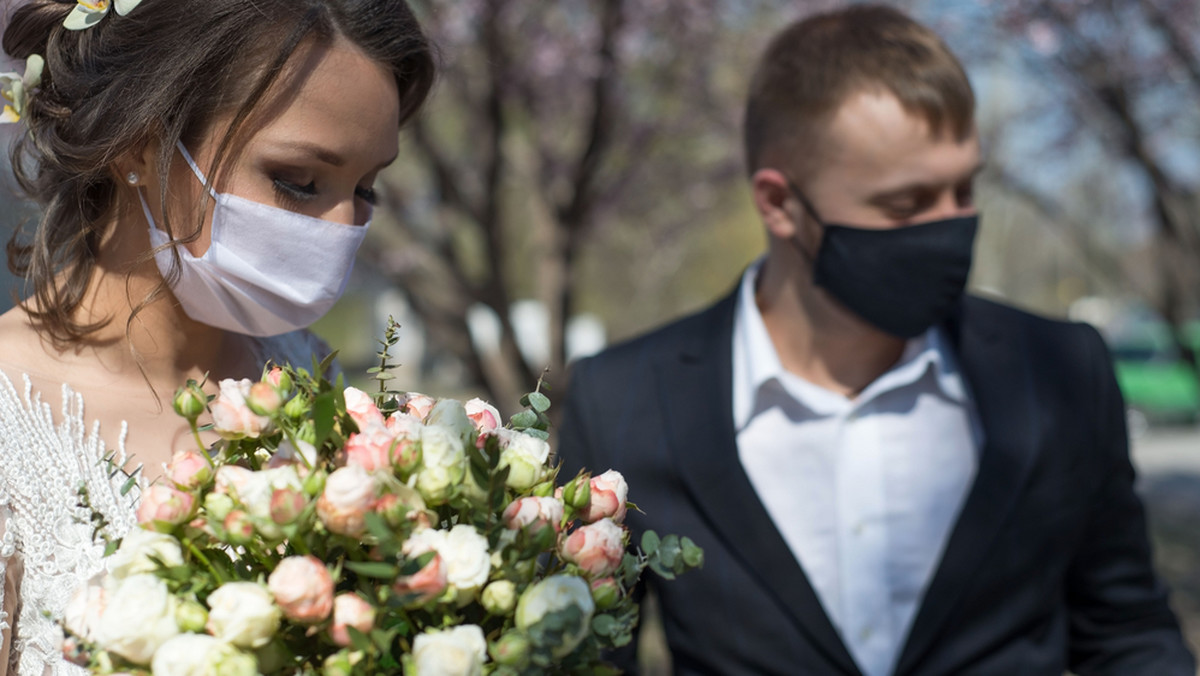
[[186, 538, 224, 585]]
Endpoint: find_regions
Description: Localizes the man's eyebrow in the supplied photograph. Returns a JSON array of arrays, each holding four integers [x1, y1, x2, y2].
[[866, 162, 986, 203]]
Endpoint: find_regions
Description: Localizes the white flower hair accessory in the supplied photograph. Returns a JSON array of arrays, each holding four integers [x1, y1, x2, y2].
[[64, 0, 144, 31], [0, 55, 44, 124]]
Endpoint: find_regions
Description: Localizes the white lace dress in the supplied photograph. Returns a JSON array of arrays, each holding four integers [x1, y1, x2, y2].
[[0, 330, 335, 675]]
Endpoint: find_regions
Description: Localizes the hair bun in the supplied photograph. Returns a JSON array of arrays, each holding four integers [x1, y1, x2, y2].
[[3, 0, 76, 60]]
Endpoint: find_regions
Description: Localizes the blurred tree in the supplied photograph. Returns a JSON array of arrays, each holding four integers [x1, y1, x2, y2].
[[366, 0, 812, 408], [985, 0, 1200, 371]]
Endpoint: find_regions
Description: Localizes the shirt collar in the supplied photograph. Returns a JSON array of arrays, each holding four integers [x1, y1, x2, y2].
[[733, 259, 969, 427]]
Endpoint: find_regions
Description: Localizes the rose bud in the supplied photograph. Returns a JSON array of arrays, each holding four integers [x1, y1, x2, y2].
[[137, 485, 195, 531], [560, 518, 626, 578], [561, 473, 591, 510], [590, 577, 621, 610], [503, 497, 564, 536], [481, 580, 517, 615], [344, 421, 401, 473], [495, 429, 550, 491], [392, 436, 422, 476], [268, 555, 335, 624], [245, 382, 283, 417], [167, 449, 212, 490], [316, 465, 378, 537], [282, 394, 309, 421], [205, 582, 281, 649], [269, 487, 307, 525], [172, 382, 207, 421], [464, 398, 501, 433], [580, 470, 629, 524], [210, 378, 271, 439], [175, 599, 209, 633], [265, 366, 292, 392], [204, 492, 235, 522], [330, 593, 376, 647], [223, 510, 254, 545], [393, 553, 448, 605], [489, 631, 531, 667], [401, 391, 436, 420]]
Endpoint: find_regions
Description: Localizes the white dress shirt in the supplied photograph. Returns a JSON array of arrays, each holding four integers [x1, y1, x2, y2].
[[732, 261, 982, 676]]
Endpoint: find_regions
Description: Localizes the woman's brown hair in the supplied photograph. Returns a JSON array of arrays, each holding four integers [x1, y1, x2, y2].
[[2, 0, 435, 344]]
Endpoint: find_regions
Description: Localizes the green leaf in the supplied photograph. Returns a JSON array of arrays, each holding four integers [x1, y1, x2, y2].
[[592, 613, 617, 637], [120, 473, 138, 497], [527, 392, 551, 412], [641, 531, 661, 556], [682, 537, 704, 568], [343, 560, 399, 580], [647, 559, 676, 580], [510, 410, 538, 428], [347, 625, 373, 654], [522, 428, 550, 441], [318, 350, 340, 378], [312, 391, 336, 449]]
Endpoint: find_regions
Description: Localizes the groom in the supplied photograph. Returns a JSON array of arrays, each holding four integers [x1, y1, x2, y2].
[[558, 5, 1195, 675]]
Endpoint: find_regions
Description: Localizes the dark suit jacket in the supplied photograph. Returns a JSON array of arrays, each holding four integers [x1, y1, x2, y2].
[[558, 290, 1195, 675]]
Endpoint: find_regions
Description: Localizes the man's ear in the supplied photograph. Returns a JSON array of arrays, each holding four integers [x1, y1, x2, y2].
[[751, 167, 803, 240]]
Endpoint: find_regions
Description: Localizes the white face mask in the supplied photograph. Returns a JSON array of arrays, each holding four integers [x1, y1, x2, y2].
[[141, 142, 370, 336]]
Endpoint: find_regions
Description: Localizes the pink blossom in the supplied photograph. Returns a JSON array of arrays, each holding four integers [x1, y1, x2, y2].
[[392, 553, 447, 604], [344, 386, 385, 428], [268, 555, 334, 624], [330, 593, 376, 647], [503, 497, 564, 533], [344, 421, 402, 472], [223, 510, 254, 545], [265, 367, 287, 389], [464, 398, 501, 433], [560, 518, 626, 578], [580, 470, 629, 524], [215, 465, 254, 497], [269, 487, 307, 525], [137, 485, 195, 530], [316, 465, 378, 536], [166, 449, 211, 490], [209, 378, 271, 439], [402, 392, 436, 420], [245, 382, 282, 416]]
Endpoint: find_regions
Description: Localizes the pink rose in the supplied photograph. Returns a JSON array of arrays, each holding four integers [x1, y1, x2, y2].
[[402, 392, 436, 420], [344, 421, 402, 472], [223, 510, 254, 545], [268, 555, 334, 624], [209, 378, 271, 439], [330, 593, 376, 647], [503, 497, 564, 533], [581, 470, 629, 524], [392, 553, 447, 604], [137, 485, 195, 530], [344, 386, 385, 429], [464, 398, 501, 433], [269, 487, 307, 525], [166, 450, 211, 490], [560, 518, 626, 578], [245, 382, 282, 416], [316, 465, 378, 536], [265, 366, 287, 389]]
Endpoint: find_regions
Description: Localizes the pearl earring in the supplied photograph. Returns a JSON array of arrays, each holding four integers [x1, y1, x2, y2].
[[125, 171, 139, 185]]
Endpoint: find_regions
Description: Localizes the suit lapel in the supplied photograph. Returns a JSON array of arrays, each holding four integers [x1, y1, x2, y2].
[[656, 291, 861, 676], [895, 298, 1042, 675]]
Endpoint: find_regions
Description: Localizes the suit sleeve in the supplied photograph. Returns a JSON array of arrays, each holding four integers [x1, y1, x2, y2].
[[556, 356, 646, 674], [1065, 325, 1197, 675]]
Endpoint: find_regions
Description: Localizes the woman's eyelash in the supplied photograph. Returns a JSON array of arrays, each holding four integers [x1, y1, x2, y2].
[[272, 178, 317, 203], [355, 185, 377, 205]]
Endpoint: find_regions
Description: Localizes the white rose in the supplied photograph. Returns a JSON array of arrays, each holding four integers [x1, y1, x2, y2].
[[210, 378, 271, 440], [424, 398, 475, 445], [416, 424, 466, 504], [495, 428, 550, 491], [238, 466, 304, 540], [150, 633, 257, 676], [515, 574, 595, 657], [481, 580, 517, 615], [316, 464, 379, 537], [206, 582, 281, 649], [107, 528, 184, 580], [94, 574, 179, 665], [411, 625, 487, 676], [403, 525, 491, 599], [63, 577, 106, 642]]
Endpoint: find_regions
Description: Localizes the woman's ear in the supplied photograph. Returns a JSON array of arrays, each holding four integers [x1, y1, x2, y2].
[[112, 138, 159, 188]]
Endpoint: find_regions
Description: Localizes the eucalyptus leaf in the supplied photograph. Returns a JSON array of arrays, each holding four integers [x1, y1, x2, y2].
[[641, 530, 661, 556], [527, 392, 551, 412], [343, 560, 399, 580]]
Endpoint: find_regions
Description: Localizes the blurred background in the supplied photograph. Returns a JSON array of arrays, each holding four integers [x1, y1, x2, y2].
[[2, 0, 1198, 669]]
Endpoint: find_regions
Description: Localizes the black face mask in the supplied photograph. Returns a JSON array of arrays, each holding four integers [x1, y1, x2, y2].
[[787, 184, 978, 339]]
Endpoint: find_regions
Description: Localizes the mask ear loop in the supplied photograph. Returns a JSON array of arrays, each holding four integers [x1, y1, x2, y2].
[[176, 141, 218, 198], [784, 178, 824, 263]]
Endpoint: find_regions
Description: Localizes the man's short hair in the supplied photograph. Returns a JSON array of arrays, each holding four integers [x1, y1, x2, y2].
[[744, 5, 975, 180]]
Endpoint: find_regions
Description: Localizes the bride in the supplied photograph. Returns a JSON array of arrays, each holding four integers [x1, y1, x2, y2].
[[0, 0, 434, 672]]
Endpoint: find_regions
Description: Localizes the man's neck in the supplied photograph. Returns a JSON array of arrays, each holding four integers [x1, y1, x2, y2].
[[755, 254, 906, 398]]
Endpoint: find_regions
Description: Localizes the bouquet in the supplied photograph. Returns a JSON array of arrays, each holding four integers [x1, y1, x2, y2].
[[63, 322, 702, 675]]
